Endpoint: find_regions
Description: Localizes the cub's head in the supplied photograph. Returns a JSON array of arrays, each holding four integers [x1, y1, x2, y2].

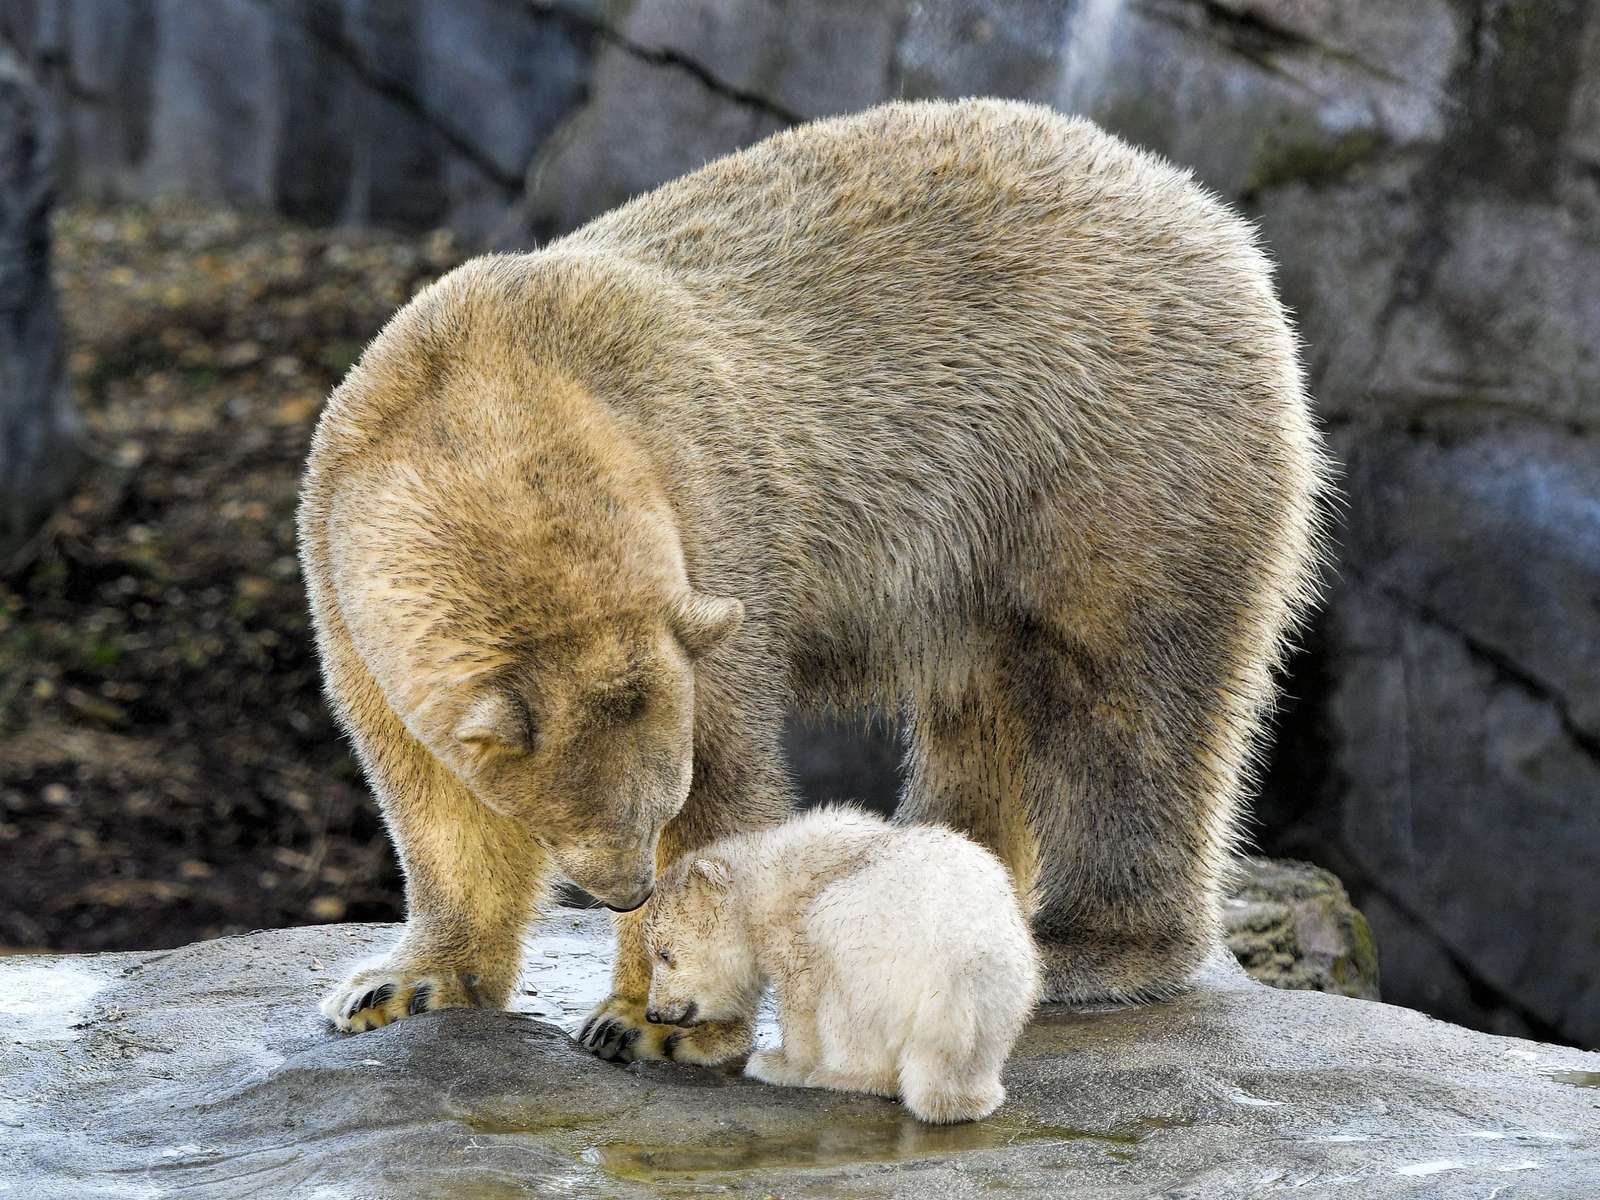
[[431, 593, 743, 912], [643, 855, 759, 1026]]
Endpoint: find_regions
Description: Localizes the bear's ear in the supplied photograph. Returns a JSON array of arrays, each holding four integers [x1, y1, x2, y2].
[[672, 592, 744, 658], [690, 857, 731, 892], [453, 690, 534, 755]]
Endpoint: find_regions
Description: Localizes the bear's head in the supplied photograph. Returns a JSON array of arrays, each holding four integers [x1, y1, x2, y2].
[[430, 593, 743, 912], [321, 335, 746, 913], [642, 855, 760, 1026]]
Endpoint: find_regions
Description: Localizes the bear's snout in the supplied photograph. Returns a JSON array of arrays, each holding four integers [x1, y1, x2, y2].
[[600, 883, 655, 914]]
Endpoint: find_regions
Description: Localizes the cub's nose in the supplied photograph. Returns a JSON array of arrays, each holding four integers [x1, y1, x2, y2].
[[645, 1008, 664, 1024]]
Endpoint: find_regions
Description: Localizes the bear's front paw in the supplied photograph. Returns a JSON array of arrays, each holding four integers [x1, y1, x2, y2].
[[321, 963, 501, 1032], [576, 995, 753, 1065]]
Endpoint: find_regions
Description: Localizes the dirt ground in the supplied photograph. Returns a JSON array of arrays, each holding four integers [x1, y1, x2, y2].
[[0, 203, 467, 951]]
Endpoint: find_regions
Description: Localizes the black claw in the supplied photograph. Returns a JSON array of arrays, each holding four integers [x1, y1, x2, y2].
[[663, 1032, 683, 1061], [620, 1028, 641, 1054], [591, 1019, 632, 1060], [347, 989, 375, 1019], [408, 983, 433, 1016], [577, 1016, 598, 1044], [369, 984, 395, 1010]]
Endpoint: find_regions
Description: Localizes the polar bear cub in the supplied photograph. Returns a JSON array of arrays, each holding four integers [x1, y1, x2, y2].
[[642, 806, 1041, 1123]]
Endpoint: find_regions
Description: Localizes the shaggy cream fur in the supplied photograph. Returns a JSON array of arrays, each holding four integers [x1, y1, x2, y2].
[[298, 99, 1331, 1059]]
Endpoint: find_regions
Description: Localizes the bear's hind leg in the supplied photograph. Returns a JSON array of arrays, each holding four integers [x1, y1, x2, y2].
[[799, 986, 900, 1098], [894, 989, 1010, 1123], [1002, 609, 1253, 1005]]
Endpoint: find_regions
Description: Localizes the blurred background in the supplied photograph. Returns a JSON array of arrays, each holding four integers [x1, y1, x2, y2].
[[0, 0, 1595, 1050]]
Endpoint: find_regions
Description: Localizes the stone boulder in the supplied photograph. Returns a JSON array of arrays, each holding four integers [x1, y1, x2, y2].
[[2, 910, 1595, 1198], [1223, 857, 1379, 1001]]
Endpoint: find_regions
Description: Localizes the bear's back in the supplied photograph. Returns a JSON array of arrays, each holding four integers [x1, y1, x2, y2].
[[562, 99, 1266, 330]]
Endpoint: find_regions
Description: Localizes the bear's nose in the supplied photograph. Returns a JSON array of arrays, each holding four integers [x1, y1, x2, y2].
[[603, 883, 655, 914]]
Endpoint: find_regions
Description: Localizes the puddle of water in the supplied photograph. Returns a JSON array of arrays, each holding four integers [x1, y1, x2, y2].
[[465, 1108, 617, 1137], [576, 1111, 1181, 1183], [1547, 1070, 1600, 1089]]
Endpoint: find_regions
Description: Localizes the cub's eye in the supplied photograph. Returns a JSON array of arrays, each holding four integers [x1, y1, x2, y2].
[[657, 947, 673, 966]]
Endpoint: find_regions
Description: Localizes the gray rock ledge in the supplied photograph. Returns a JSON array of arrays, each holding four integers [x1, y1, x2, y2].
[[1, 909, 1596, 1199]]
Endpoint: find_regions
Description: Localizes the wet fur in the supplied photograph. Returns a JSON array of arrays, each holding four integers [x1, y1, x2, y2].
[[298, 99, 1332, 1041]]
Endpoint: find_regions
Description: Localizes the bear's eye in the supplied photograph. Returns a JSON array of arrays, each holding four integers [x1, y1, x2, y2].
[[657, 947, 673, 967], [594, 679, 648, 724]]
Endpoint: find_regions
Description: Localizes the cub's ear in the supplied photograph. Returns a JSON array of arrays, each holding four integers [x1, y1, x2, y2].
[[690, 857, 732, 892], [671, 592, 744, 658], [453, 690, 534, 754]]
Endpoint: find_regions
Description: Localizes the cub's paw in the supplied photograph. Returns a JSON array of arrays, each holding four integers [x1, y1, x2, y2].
[[576, 995, 752, 1066], [321, 964, 497, 1033], [745, 1049, 810, 1087]]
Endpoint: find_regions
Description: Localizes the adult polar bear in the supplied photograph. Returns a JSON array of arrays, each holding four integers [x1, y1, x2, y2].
[[299, 99, 1330, 1063]]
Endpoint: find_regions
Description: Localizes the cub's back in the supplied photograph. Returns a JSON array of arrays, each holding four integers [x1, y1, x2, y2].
[[803, 823, 1036, 989]]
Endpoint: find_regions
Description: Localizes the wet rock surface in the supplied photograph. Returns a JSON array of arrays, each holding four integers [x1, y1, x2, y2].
[[3, 910, 1597, 1198]]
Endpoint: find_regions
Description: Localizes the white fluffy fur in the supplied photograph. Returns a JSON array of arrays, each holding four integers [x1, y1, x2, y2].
[[644, 806, 1041, 1124]]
